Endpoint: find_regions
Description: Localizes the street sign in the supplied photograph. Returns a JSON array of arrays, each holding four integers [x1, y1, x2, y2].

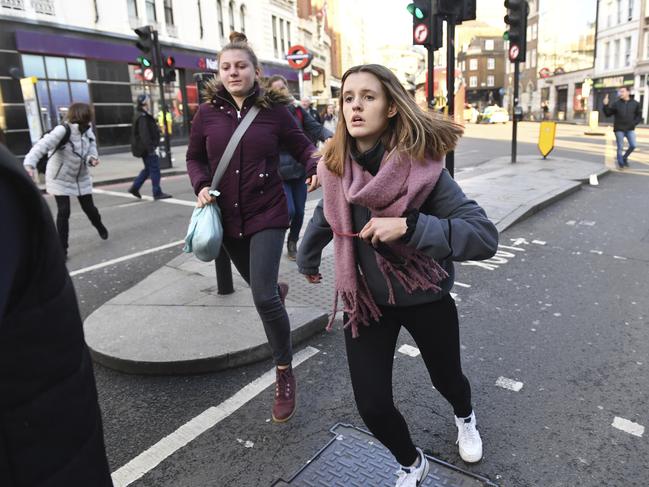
[[286, 45, 312, 70], [538, 121, 556, 159], [413, 23, 429, 43], [509, 44, 520, 62]]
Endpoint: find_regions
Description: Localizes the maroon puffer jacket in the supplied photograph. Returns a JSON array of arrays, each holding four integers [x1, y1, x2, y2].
[[186, 82, 318, 239]]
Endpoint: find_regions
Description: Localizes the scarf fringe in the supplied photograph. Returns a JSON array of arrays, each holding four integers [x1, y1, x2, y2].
[[378, 251, 449, 304], [328, 274, 382, 338]]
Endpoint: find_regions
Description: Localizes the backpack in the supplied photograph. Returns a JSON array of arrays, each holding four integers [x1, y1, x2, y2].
[[36, 124, 71, 174]]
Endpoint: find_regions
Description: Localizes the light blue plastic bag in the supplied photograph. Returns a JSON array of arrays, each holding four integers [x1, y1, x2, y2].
[[183, 191, 223, 262]]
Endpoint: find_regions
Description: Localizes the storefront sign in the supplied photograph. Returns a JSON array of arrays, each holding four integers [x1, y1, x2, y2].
[[198, 57, 218, 71], [20, 77, 43, 144], [593, 75, 634, 89]]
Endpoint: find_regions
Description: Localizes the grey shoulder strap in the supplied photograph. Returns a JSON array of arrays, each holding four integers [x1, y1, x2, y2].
[[210, 105, 261, 191]]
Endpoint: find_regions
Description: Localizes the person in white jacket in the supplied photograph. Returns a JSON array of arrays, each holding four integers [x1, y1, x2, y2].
[[23, 103, 108, 259]]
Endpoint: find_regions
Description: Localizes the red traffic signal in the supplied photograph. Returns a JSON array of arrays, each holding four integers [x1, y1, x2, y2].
[[164, 55, 175, 68]]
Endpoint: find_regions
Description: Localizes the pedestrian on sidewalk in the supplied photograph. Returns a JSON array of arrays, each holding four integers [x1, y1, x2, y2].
[[267, 75, 332, 260], [22, 102, 108, 260], [1, 144, 113, 486], [603, 87, 642, 169], [297, 64, 498, 487], [322, 103, 339, 134], [186, 32, 319, 423], [129, 94, 172, 199], [301, 96, 323, 125]]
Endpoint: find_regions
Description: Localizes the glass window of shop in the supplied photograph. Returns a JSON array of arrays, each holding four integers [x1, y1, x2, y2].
[[21, 54, 90, 130], [128, 64, 188, 137]]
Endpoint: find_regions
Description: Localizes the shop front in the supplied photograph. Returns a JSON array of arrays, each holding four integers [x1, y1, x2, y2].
[[592, 74, 634, 125]]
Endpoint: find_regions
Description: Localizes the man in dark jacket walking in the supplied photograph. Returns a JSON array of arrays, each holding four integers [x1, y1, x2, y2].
[[269, 76, 332, 259], [129, 94, 172, 199], [603, 87, 642, 168], [0, 144, 113, 486]]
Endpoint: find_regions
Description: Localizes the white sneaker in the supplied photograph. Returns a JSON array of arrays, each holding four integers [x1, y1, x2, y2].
[[395, 447, 430, 487], [455, 411, 483, 463]]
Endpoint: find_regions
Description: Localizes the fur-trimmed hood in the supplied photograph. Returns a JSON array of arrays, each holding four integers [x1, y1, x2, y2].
[[201, 78, 292, 109]]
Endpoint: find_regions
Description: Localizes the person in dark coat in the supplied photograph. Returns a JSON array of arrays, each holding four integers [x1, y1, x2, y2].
[[301, 96, 323, 125], [186, 32, 319, 424], [0, 144, 113, 487], [267, 74, 332, 260], [603, 86, 642, 169], [129, 94, 172, 199]]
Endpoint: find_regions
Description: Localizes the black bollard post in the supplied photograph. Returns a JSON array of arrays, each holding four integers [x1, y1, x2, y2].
[[215, 251, 234, 295]]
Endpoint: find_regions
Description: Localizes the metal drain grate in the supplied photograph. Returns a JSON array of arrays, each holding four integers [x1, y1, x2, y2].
[[271, 423, 499, 487]]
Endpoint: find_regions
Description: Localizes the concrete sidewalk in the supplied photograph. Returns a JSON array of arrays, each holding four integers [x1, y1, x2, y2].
[[83, 153, 608, 375]]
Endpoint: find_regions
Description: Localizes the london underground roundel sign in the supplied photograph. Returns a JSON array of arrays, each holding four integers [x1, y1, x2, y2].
[[286, 45, 312, 70]]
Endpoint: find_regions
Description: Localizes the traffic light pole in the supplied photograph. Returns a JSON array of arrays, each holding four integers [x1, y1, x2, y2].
[[511, 60, 520, 164], [445, 16, 455, 178], [153, 29, 172, 169], [427, 47, 434, 110]]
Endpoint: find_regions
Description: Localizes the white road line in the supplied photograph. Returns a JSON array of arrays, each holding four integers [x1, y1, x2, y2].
[[454, 281, 471, 288], [495, 376, 524, 392], [532, 240, 546, 246], [398, 344, 421, 357], [93, 188, 196, 207], [611, 417, 645, 437], [69, 240, 185, 276], [111, 346, 320, 487]]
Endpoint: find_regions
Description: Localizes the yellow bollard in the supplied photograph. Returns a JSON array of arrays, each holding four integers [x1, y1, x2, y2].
[[538, 121, 556, 159]]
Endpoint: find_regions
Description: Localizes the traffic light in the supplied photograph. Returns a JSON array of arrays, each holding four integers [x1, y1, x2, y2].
[[162, 54, 176, 83], [504, 0, 528, 62], [408, 1, 441, 50], [135, 26, 156, 83]]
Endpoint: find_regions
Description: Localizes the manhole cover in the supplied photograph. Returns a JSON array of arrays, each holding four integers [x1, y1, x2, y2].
[[271, 423, 499, 487]]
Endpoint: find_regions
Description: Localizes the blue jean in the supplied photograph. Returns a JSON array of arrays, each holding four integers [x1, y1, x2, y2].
[[132, 153, 162, 196], [614, 130, 636, 166], [282, 179, 308, 243]]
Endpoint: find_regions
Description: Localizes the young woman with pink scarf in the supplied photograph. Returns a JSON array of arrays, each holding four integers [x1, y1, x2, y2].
[[297, 64, 498, 487]]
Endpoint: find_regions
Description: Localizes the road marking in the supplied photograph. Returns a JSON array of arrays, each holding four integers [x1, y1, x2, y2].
[[454, 281, 471, 288], [611, 417, 645, 437], [69, 240, 185, 276], [613, 255, 628, 260], [398, 344, 421, 357], [495, 376, 524, 392], [589, 250, 603, 255], [532, 240, 546, 246], [111, 346, 320, 487], [93, 188, 196, 207]]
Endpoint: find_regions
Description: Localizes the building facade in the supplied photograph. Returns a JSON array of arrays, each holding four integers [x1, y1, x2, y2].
[[0, 0, 335, 157], [458, 36, 506, 110]]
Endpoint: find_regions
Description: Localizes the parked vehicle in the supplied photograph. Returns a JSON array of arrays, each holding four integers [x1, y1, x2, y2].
[[463, 104, 479, 124], [480, 106, 509, 124]]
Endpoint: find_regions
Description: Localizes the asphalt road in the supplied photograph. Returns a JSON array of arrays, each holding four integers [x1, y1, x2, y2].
[[53, 144, 649, 486]]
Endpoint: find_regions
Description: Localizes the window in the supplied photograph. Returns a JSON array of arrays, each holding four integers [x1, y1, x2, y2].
[[146, 0, 156, 22], [240, 4, 246, 33], [21, 54, 90, 128], [614, 39, 621, 68], [487, 58, 495, 70], [527, 25, 531, 41], [469, 58, 478, 70], [469, 76, 477, 88], [531, 49, 537, 68], [127, 0, 138, 18], [532, 23, 537, 40], [287, 21, 291, 47], [164, 0, 174, 26], [217, 0, 224, 39], [272, 15, 278, 58], [629, 0, 634, 20], [487, 75, 495, 87], [617, 0, 622, 23], [605, 41, 610, 69], [625, 36, 632, 66], [280, 18, 285, 54], [646, 32, 649, 59], [461, 61, 465, 71], [228, 1, 235, 33], [484, 39, 494, 50]]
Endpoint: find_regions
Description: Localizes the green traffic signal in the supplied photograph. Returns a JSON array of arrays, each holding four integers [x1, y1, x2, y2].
[[137, 56, 152, 67], [407, 3, 425, 19], [503, 31, 510, 41]]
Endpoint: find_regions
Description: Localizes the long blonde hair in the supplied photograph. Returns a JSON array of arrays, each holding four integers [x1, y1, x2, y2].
[[320, 64, 463, 176]]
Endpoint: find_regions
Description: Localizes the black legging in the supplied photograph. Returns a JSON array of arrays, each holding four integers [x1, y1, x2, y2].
[[54, 194, 104, 252], [344, 294, 472, 466]]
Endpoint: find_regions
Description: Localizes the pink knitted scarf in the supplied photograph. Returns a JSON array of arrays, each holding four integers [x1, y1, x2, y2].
[[318, 148, 448, 338]]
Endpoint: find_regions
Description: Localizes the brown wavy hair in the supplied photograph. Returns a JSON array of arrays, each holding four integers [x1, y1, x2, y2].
[[320, 64, 464, 176], [65, 102, 93, 125]]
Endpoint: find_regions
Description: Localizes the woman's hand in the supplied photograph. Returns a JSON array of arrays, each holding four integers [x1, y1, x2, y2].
[[24, 166, 34, 178], [306, 175, 320, 192], [359, 217, 407, 246], [305, 273, 322, 284], [89, 157, 99, 167], [197, 187, 216, 208]]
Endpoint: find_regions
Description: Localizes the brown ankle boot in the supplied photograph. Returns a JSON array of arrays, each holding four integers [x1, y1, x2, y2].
[[272, 365, 296, 423]]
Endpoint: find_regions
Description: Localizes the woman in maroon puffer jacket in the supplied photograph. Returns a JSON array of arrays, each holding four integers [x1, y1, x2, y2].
[[186, 32, 319, 423]]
